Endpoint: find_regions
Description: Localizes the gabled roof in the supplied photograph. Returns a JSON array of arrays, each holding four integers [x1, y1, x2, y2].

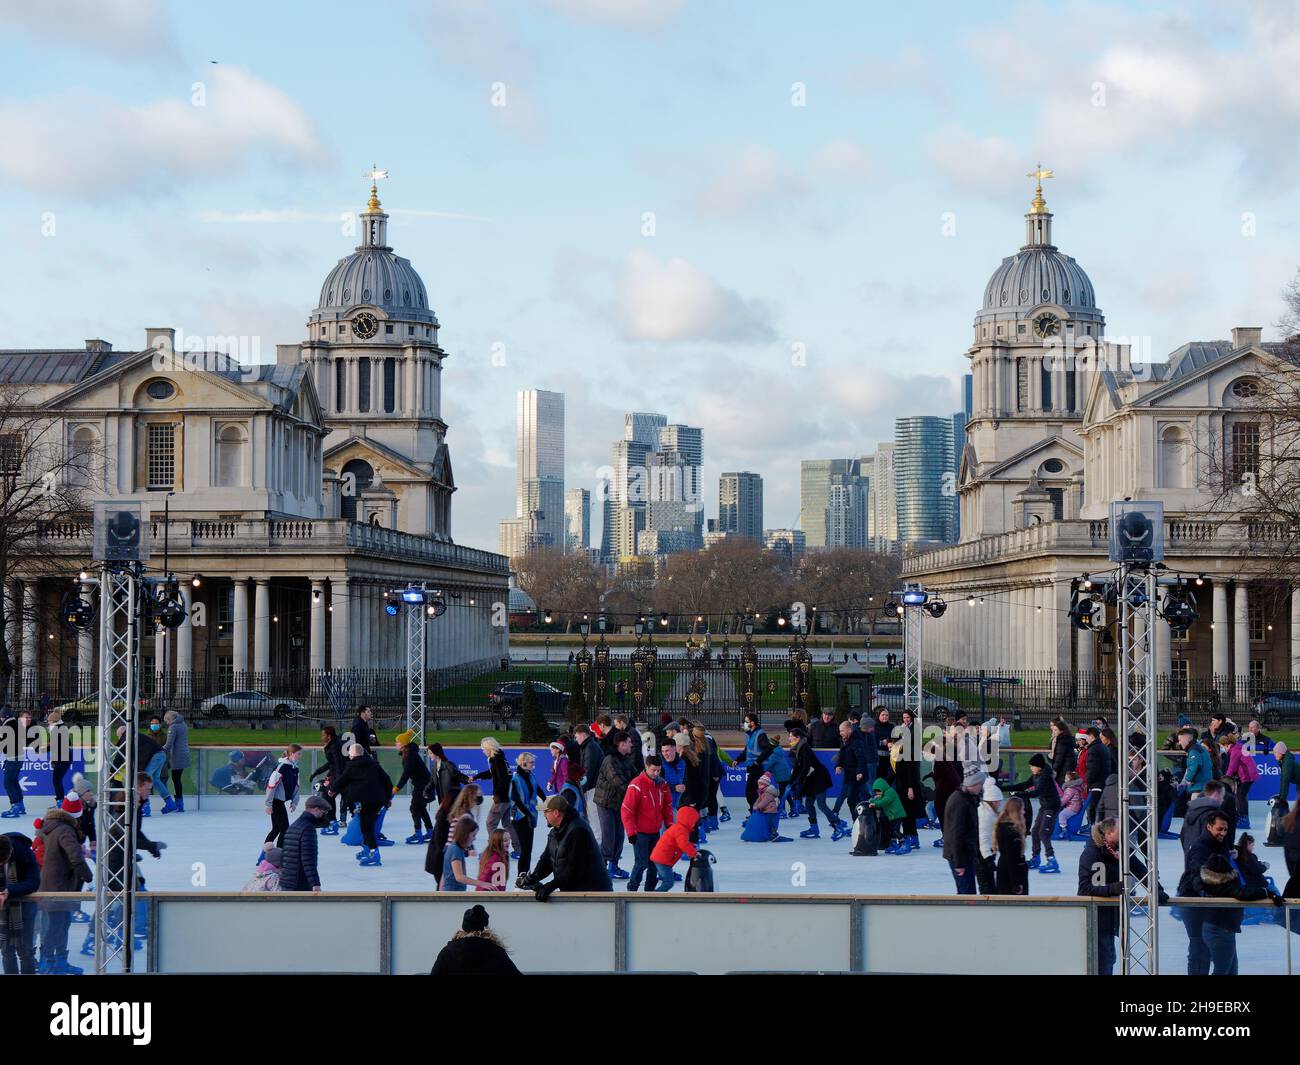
[[0, 349, 130, 384], [1134, 342, 1290, 408], [980, 435, 1083, 481], [324, 434, 432, 481]]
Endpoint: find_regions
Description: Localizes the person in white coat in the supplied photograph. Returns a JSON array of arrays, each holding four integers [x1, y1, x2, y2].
[[977, 776, 1003, 894]]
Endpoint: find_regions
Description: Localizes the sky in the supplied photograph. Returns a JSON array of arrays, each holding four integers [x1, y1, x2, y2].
[[2, 0, 1300, 552]]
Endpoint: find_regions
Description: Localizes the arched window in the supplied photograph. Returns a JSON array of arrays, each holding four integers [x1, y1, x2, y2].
[[215, 425, 247, 487], [69, 427, 96, 487], [340, 458, 373, 521], [1160, 425, 1191, 489]]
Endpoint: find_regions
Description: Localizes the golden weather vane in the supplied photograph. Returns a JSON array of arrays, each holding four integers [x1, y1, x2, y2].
[[1027, 163, 1053, 213]]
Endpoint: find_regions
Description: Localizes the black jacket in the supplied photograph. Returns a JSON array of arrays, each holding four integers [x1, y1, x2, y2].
[[430, 934, 521, 975], [1199, 859, 1265, 933], [1084, 740, 1110, 791], [280, 812, 321, 891], [682, 750, 712, 808], [427, 758, 470, 808], [579, 736, 604, 795], [529, 807, 612, 892], [1178, 829, 1229, 897], [593, 751, 634, 811], [1077, 823, 1122, 936], [1006, 769, 1061, 811], [809, 718, 840, 749], [993, 823, 1028, 895], [0, 831, 40, 900], [791, 741, 831, 798], [1181, 796, 1233, 856], [1048, 732, 1074, 785], [350, 716, 378, 754], [396, 747, 432, 793], [311, 737, 345, 783], [330, 754, 394, 806], [942, 789, 979, 866], [474, 750, 511, 801], [836, 731, 871, 780]]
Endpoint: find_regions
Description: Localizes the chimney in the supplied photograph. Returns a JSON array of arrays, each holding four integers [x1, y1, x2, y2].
[[83, 339, 112, 352], [145, 327, 176, 352], [1231, 326, 1262, 349]]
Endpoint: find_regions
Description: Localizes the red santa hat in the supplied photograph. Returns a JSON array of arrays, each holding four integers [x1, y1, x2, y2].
[[60, 791, 84, 816]]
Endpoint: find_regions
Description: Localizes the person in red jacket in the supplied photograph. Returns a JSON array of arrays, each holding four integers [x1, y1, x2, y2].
[[650, 804, 699, 892], [620, 755, 674, 892]]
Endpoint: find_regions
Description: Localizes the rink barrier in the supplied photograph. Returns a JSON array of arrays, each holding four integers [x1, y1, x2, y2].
[[28, 893, 1298, 975]]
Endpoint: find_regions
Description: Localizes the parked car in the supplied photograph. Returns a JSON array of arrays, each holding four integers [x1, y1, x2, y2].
[[199, 691, 307, 720], [1254, 690, 1300, 730], [869, 684, 957, 720], [485, 682, 569, 726]]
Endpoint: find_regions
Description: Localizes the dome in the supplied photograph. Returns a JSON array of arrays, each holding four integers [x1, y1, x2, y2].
[[977, 246, 1099, 323], [310, 248, 437, 326]]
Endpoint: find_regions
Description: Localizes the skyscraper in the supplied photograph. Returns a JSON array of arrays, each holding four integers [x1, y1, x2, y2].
[[825, 470, 870, 548], [565, 487, 590, 551], [718, 471, 763, 540], [800, 459, 854, 548], [869, 444, 898, 551], [602, 412, 666, 560], [506, 389, 565, 550], [894, 415, 958, 546]]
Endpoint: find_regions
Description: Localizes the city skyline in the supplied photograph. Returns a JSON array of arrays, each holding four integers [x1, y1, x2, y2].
[[5, 3, 1298, 553]]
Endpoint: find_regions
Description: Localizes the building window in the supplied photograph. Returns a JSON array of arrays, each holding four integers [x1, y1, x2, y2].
[[358, 360, 371, 413], [383, 358, 397, 413], [385, 323, 394, 335], [0, 432, 21, 478], [1249, 601, 1266, 643], [1046, 487, 1064, 520], [146, 424, 175, 490], [1229, 421, 1260, 486], [335, 361, 346, 412], [1231, 378, 1260, 399], [1040, 361, 1052, 411], [1160, 425, 1191, 489], [69, 427, 96, 487], [1016, 359, 1028, 411], [217, 586, 234, 626], [1250, 659, 1266, 697], [1170, 659, 1189, 698], [1065, 368, 1076, 410], [216, 655, 233, 686], [215, 425, 246, 487], [340, 458, 374, 522]]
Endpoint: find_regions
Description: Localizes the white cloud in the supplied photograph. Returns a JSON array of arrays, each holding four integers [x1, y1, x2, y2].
[[0, 66, 326, 201], [811, 139, 875, 181], [926, 127, 1023, 197], [619, 249, 774, 343], [545, 0, 686, 31], [695, 145, 804, 218], [0, 0, 178, 61]]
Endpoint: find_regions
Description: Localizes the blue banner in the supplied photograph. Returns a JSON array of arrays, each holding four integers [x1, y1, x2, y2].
[[3, 748, 87, 803]]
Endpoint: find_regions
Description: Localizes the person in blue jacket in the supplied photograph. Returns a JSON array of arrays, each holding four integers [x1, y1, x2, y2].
[[1177, 727, 1213, 797], [832, 720, 872, 824], [658, 739, 686, 811], [0, 831, 41, 974], [732, 714, 774, 814]]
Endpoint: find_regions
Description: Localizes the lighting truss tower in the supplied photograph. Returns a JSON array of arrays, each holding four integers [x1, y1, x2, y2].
[[898, 582, 927, 739], [1116, 564, 1160, 975], [94, 564, 141, 975], [405, 592, 427, 745]]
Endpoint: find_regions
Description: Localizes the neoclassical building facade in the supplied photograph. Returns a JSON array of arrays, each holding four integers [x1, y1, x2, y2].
[[6, 183, 507, 698], [905, 182, 1300, 695]]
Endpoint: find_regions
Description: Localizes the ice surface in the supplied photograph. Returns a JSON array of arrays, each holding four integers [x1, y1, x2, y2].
[[119, 795, 1296, 974]]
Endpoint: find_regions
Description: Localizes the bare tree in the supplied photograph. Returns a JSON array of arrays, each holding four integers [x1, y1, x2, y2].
[[0, 385, 101, 698], [795, 548, 899, 634], [513, 549, 604, 631]]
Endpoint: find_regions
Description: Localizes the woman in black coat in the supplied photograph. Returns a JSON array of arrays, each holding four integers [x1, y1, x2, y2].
[[395, 735, 433, 844], [892, 713, 926, 842], [310, 726, 346, 831], [1048, 719, 1074, 785], [993, 797, 1029, 896]]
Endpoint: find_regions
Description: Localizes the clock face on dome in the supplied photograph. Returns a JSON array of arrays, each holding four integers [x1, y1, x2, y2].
[[352, 312, 379, 339], [1033, 313, 1061, 339]]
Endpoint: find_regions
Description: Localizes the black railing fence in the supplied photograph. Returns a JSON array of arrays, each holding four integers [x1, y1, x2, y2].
[[5, 660, 1291, 732]]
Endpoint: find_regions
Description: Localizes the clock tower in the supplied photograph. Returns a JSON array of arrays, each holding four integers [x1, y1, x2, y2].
[[958, 171, 1109, 540]]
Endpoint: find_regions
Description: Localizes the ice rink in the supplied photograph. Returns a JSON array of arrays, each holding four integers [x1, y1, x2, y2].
[[110, 794, 1298, 975]]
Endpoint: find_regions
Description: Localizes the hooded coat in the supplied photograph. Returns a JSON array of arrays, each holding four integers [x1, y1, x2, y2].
[[36, 809, 92, 910], [867, 778, 906, 822]]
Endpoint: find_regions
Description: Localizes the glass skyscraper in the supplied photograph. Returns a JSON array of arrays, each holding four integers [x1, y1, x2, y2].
[[893, 415, 957, 546]]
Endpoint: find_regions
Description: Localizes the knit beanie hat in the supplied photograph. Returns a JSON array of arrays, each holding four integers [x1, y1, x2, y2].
[[395, 729, 415, 748], [61, 791, 83, 816], [1028, 753, 1047, 769], [462, 904, 490, 933]]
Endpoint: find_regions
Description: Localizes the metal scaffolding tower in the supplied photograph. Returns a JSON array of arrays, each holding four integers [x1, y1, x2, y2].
[[1116, 564, 1161, 975], [405, 593, 427, 746], [93, 563, 141, 974], [899, 582, 927, 740]]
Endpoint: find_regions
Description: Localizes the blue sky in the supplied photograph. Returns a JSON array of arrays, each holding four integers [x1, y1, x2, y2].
[[2, 0, 1299, 550]]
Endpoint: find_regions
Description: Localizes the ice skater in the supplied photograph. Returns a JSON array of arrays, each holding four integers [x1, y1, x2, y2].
[[262, 744, 302, 856]]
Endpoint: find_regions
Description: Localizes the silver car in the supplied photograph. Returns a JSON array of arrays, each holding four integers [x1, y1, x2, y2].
[[199, 690, 307, 720], [869, 684, 956, 719]]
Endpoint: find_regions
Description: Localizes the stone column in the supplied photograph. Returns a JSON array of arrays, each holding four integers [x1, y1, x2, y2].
[[1154, 596, 1172, 682], [356, 581, 370, 674], [1234, 580, 1251, 703], [1291, 587, 1300, 680], [1211, 580, 1229, 682], [310, 580, 327, 672], [254, 579, 271, 677], [331, 578, 350, 671], [21, 581, 37, 681], [233, 580, 250, 685], [77, 581, 94, 684], [177, 584, 193, 677], [154, 624, 168, 680]]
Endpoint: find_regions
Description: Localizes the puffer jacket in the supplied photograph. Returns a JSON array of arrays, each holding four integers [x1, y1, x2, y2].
[[163, 715, 190, 770], [753, 772, 780, 814], [37, 809, 92, 910], [620, 770, 673, 836], [279, 812, 321, 891], [868, 778, 906, 822], [593, 751, 634, 811]]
